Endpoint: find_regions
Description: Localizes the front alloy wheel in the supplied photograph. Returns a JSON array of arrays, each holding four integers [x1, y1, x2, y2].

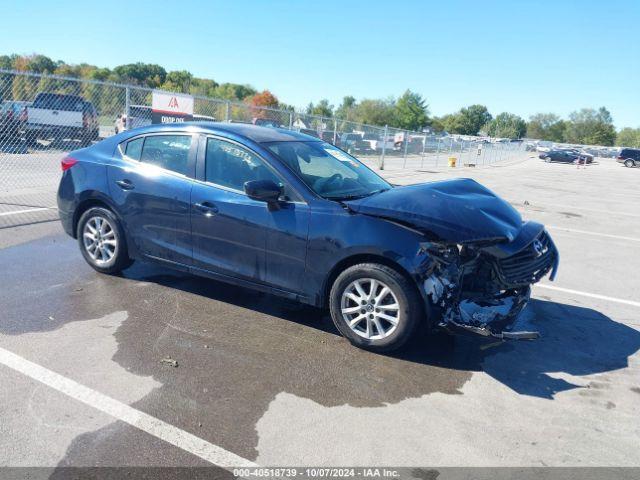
[[329, 263, 423, 352], [340, 278, 400, 340]]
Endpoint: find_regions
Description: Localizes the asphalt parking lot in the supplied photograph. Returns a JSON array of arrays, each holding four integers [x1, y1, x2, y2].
[[1, 155, 639, 473]]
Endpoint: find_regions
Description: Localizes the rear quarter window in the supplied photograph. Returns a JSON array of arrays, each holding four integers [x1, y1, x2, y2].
[[124, 137, 144, 160]]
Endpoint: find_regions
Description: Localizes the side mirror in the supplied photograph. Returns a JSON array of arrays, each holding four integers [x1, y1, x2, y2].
[[244, 179, 283, 204]]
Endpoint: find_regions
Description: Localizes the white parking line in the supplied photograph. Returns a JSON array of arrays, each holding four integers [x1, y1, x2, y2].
[[536, 284, 640, 308], [0, 207, 56, 217], [546, 225, 640, 243], [0, 346, 256, 469], [542, 204, 640, 218]]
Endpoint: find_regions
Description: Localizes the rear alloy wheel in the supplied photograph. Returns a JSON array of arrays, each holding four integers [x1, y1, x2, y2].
[[624, 159, 636, 168], [544, 156, 551, 163], [77, 207, 133, 274], [329, 263, 422, 352]]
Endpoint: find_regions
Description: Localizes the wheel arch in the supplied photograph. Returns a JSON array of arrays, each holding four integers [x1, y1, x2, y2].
[[321, 253, 419, 307], [72, 194, 122, 239]]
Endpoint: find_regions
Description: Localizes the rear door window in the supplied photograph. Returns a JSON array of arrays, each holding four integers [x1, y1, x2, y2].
[[139, 135, 192, 175]]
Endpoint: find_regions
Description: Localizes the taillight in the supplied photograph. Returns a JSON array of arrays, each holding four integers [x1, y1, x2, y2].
[[83, 112, 89, 128], [19, 107, 27, 122], [61, 157, 78, 171]]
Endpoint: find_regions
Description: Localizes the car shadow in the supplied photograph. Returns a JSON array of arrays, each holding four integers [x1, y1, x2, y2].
[[118, 262, 640, 401]]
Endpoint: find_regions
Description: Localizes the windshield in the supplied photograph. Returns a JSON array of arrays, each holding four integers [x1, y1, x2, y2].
[[266, 141, 391, 200]]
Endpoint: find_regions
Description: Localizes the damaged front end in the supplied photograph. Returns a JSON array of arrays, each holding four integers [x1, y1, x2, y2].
[[420, 225, 559, 340]]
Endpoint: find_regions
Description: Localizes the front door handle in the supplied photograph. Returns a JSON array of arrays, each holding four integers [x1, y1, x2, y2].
[[115, 179, 135, 190], [194, 201, 219, 216]]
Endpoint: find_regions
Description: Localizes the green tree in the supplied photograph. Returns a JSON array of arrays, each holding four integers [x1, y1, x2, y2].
[[335, 95, 356, 121], [306, 99, 333, 117], [439, 113, 464, 134], [189, 78, 219, 97], [352, 98, 396, 126], [616, 127, 640, 148], [113, 62, 167, 88], [394, 89, 429, 131], [439, 105, 492, 135], [428, 116, 446, 133], [564, 107, 616, 146], [161, 70, 193, 93], [484, 112, 527, 138], [213, 83, 256, 101], [22, 54, 56, 74], [460, 105, 492, 135], [526, 113, 567, 142]]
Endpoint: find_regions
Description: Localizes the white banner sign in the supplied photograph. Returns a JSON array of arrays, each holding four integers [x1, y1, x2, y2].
[[151, 91, 194, 124]]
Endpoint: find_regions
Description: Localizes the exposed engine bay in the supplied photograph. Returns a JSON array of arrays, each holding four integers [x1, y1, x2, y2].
[[420, 229, 559, 340]]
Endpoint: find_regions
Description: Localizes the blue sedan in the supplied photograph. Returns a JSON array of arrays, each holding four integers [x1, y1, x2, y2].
[[57, 123, 558, 352]]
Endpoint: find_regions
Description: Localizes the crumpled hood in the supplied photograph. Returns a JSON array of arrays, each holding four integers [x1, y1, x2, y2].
[[345, 178, 523, 244]]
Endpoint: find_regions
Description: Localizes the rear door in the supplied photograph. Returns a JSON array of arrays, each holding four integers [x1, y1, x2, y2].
[[108, 133, 196, 266]]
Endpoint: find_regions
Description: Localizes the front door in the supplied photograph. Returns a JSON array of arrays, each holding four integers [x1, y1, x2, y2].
[[191, 136, 309, 292]]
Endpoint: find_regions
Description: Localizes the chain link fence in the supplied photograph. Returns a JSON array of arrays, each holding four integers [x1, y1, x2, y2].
[[0, 69, 528, 228]]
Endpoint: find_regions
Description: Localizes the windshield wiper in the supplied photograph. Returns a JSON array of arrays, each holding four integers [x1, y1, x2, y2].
[[326, 188, 390, 201]]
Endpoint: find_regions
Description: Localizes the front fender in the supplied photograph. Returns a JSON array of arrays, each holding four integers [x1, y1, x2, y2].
[[305, 206, 434, 306]]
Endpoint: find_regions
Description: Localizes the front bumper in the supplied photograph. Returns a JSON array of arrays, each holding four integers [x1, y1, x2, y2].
[[437, 287, 538, 340], [422, 228, 558, 341]]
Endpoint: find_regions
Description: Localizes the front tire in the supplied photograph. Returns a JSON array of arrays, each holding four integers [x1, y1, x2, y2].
[[77, 207, 133, 274], [329, 263, 422, 352], [624, 159, 636, 168]]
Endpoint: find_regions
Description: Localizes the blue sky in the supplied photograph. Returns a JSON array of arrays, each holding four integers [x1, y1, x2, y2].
[[2, 0, 639, 127]]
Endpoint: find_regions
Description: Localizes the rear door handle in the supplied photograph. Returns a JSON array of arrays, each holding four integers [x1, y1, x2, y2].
[[194, 201, 218, 216], [115, 179, 135, 190]]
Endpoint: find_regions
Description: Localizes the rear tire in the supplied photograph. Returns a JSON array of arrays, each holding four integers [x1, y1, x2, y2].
[[624, 159, 636, 168], [77, 207, 133, 274], [329, 263, 422, 352]]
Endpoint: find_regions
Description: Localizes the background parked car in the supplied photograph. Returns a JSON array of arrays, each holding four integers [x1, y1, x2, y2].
[[0, 100, 30, 140], [114, 105, 152, 133], [25, 93, 99, 146], [320, 130, 340, 146], [340, 132, 373, 154], [540, 149, 593, 164], [299, 128, 320, 138], [252, 118, 282, 128], [617, 148, 640, 168]]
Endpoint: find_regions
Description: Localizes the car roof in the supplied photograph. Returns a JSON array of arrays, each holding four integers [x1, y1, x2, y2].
[[127, 122, 321, 144]]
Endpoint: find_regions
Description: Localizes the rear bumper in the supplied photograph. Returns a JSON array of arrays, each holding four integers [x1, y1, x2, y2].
[[59, 208, 75, 237]]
